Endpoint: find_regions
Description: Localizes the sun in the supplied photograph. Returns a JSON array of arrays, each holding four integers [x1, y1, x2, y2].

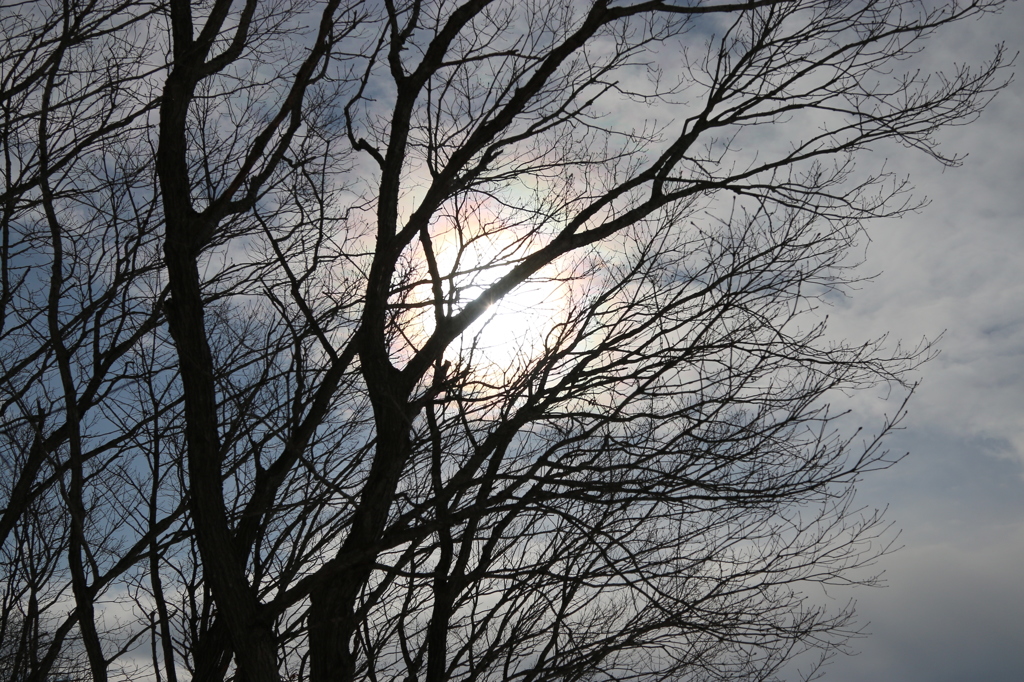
[[402, 258, 579, 385], [397, 194, 584, 379], [456, 276, 569, 376]]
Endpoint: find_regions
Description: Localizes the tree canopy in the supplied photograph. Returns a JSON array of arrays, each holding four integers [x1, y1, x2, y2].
[[0, 0, 1009, 680]]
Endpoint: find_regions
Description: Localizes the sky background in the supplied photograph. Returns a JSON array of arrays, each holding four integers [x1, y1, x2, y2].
[[14, 2, 1016, 679], [801, 2, 1024, 680]]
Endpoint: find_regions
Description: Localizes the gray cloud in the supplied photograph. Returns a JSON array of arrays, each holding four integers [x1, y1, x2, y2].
[[808, 2, 1024, 680]]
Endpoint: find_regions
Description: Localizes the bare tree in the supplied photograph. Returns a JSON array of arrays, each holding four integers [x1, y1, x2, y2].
[[0, 0, 1010, 681]]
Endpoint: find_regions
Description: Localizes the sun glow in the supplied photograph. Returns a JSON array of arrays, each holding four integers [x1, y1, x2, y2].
[[402, 198, 585, 382], [457, 276, 571, 375], [405, 266, 578, 386]]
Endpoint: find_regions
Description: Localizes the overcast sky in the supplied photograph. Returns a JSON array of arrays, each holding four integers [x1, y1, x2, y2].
[[802, 2, 1024, 680], [27, 2, 1018, 679]]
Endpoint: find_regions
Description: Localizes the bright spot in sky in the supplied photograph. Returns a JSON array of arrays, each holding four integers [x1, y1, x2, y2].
[[456, 277, 569, 376]]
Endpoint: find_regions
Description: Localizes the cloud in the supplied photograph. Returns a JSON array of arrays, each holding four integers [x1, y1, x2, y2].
[[825, 518, 1024, 682], [808, 3, 1024, 679], [813, 0, 1024, 457]]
